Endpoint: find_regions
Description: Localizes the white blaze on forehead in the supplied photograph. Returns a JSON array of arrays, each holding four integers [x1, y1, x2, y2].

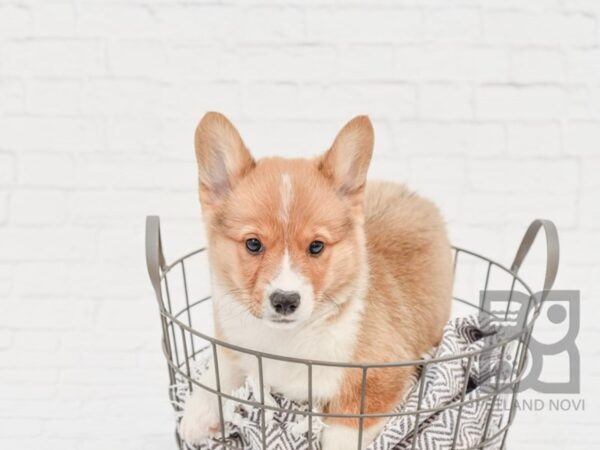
[[279, 173, 293, 223]]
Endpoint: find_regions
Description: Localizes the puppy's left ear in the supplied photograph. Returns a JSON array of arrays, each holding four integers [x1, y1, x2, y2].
[[319, 115, 374, 200]]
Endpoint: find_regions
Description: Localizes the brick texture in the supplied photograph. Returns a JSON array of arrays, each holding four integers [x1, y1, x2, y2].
[[0, 1, 598, 449]]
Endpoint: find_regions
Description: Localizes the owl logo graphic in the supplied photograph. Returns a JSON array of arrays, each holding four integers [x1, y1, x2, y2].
[[479, 290, 580, 394]]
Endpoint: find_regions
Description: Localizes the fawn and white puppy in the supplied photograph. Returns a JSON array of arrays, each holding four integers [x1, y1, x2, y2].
[[179, 112, 453, 449]]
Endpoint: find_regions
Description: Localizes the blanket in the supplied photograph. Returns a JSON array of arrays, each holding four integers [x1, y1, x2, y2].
[[173, 316, 513, 450]]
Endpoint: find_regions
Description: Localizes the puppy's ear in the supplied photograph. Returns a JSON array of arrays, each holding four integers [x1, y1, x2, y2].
[[194, 112, 254, 207], [319, 115, 374, 200]]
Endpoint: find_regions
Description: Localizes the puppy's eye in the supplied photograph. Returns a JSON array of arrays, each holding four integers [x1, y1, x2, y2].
[[245, 238, 263, 254], [308, 240, 325, 256]]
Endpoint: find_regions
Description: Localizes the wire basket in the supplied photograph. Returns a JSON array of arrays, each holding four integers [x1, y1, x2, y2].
[[145, 216, 559, 450]]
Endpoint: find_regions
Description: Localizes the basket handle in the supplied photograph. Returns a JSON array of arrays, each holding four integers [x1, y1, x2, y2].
[[510, 219, 560, 302], [146, 215, 166, 297]]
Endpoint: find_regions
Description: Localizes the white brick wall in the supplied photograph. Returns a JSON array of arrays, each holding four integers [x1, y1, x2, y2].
[[1, 1, 599, 449]]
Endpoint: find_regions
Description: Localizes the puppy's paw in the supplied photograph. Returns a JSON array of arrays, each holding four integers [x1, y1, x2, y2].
[[178, 391, 221, 445], [321, 422, 382, 450], [321, 424, 358, 450]]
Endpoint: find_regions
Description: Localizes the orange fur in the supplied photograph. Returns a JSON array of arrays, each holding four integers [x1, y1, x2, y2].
[[327, 182, 453, 428], [193, 112, 453, 443]]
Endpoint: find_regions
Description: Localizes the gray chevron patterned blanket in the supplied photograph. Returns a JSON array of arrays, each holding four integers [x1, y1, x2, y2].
[[173, 316, 512, 450]]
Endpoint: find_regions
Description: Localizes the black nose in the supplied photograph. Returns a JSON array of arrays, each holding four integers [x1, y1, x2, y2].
[[269, 290, 300, 316]]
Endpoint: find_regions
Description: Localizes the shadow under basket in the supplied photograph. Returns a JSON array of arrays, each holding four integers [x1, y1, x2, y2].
[[145, 216, 559, 450]]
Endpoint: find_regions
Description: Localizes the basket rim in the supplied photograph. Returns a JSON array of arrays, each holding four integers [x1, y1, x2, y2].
[[156, 245, 540, 369]]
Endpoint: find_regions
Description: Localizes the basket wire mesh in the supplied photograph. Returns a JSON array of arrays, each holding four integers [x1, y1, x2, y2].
[[145, 216, 559, 450]]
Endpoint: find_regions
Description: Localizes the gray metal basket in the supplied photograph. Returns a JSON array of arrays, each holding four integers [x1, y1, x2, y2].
[[145, 216, 559, 450]]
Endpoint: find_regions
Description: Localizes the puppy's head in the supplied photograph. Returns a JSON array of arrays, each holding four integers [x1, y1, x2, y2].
[[195, 112, 373, 329]]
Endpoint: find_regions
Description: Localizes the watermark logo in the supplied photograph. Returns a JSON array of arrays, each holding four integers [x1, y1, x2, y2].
[[479, 290, 580, 395]]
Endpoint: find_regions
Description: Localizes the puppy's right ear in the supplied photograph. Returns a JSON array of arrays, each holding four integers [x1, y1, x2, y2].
[[194, 112, 254, 207]]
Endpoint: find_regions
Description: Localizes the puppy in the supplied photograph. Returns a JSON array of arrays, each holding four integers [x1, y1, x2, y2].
[[179, 112, 453, 449]]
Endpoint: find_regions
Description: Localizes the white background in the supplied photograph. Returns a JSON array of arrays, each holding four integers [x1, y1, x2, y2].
[[1, 0, 599, 449]]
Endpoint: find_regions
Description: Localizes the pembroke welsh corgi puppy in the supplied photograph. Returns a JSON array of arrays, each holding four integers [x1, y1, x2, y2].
[[179, 112, 453, 449]]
